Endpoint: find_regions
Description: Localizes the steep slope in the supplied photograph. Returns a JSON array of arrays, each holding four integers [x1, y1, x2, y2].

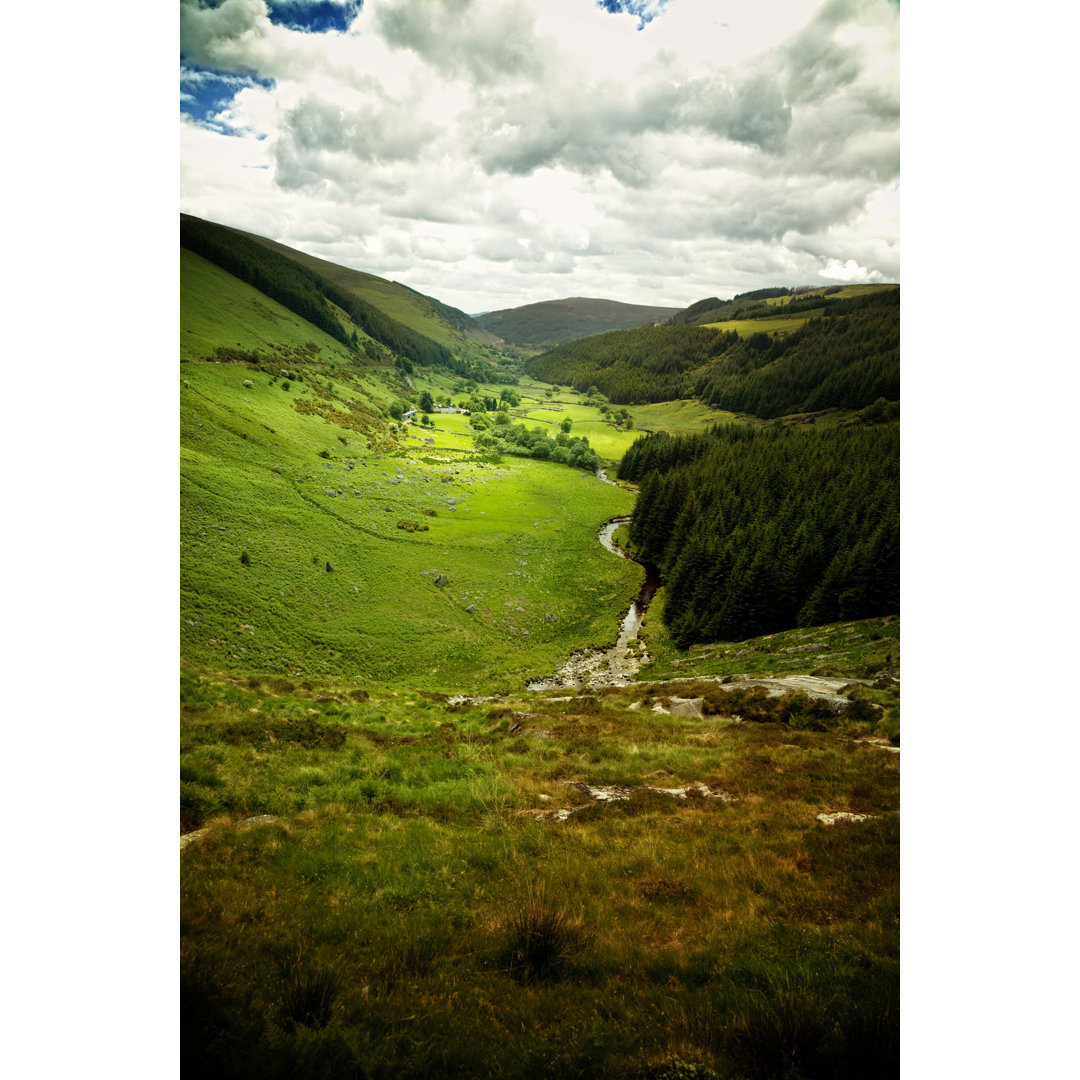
[[225, 223, 505, 351], [474, 297, 680, 347], [182, 215, 519, 383], [181, 247, 367, 367]]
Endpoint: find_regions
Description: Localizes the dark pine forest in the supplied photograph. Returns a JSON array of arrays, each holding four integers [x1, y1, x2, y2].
[[619, 423, 899, 646], [618, 423, 899, 646]]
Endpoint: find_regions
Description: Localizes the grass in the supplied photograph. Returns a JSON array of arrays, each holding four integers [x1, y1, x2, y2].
[[182, 676, 899, 1078], [704, 314, 818, 337], [181, 248, 368, 367], [181, 359, 639, 692]]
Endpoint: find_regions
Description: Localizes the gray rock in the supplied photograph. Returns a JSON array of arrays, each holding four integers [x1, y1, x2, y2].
[[434, 574, 449, 587], [668, 697, 705, 718]]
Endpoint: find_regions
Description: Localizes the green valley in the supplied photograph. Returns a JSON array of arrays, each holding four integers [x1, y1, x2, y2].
[[181, 217, 900, 1080]]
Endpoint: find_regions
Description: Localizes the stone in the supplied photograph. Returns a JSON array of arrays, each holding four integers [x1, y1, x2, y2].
[[667, 697, 705, 718], [817, 812, 871, 827]]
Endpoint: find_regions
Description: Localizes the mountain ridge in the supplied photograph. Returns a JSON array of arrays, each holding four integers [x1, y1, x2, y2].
[[474, 296, 681, 347]]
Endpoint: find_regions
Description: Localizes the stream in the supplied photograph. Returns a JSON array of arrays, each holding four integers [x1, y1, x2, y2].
[[526, 515, 661, 691]]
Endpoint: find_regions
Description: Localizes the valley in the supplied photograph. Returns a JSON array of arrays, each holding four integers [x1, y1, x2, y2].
[[180, 217, 899, 1080]]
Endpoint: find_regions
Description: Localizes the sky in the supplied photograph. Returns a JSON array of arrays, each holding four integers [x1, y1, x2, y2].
[[180, 0, 899, 313]]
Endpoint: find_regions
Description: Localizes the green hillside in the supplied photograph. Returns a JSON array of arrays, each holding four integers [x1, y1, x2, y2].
[[526, 288, 899, 414], [230, 224, 505, 352], [669, 284, 898, 327], [475, 296, 681, 347], [181, 247, 370, 366]]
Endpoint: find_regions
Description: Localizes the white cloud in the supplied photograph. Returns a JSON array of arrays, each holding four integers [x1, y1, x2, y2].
[[819, 257, 883, 283], [180, 0, 899, 311]]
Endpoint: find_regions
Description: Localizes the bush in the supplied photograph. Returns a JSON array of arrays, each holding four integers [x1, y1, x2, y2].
[[239, 551, 250, 566]]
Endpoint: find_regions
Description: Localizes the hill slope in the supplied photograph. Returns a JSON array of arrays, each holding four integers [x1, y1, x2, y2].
[[229, 224, 505, 351], [474, 297, 680, 347], [526, 288, 899, 414], [182, 214, 519, 383], [669, 284, 897, 327]]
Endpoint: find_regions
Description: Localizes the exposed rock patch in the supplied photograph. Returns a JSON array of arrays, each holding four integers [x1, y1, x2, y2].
[[527, 779, 736, 822], [817, 811, 871, 827]]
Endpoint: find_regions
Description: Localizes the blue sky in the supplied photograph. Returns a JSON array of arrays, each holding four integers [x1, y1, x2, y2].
[[180, 0, 900, 311], [265, 1, 363, 33]]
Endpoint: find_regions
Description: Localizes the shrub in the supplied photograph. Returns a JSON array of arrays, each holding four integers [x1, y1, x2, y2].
[[281, 380, 291, 391], [318, 449, 331, 459], [239, 550, 250, 566], [243, 379, 253, 388]]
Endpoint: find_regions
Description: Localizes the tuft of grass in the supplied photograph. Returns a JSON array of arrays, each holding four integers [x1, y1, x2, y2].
[[502, 884, 590, 983], [278, 962, 341, 1030]]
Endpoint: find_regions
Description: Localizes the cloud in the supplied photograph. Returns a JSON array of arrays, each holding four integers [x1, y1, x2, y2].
[[180, 0, 900, 311], [373, 0, 550, 85], [819, 257, 883, 283]]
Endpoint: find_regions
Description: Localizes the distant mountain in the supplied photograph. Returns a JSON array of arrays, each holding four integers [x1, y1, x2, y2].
[[473, 297, 681, 347]]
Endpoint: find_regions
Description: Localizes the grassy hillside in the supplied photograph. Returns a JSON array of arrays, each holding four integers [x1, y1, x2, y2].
[[181, 359, 638, 692], [181, 248, 367, 366], [232, 226, 505, 352], [703, 313, 818, 337], [182, 666, 899, 1080], [475, 297, 681, 347]]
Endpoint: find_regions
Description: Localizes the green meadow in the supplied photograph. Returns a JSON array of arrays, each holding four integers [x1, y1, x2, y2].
[[704, 314, 817, 337], [181, 357, 641, 692]]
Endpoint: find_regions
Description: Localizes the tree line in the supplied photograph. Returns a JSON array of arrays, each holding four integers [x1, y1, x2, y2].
[[618, 423, 899, 646]]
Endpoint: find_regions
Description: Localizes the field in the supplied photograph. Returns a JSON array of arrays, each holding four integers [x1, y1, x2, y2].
[[703, 314, 818, 337]]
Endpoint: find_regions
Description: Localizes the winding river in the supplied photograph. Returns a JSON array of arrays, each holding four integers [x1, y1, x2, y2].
[[526, 516, 661, 691]]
